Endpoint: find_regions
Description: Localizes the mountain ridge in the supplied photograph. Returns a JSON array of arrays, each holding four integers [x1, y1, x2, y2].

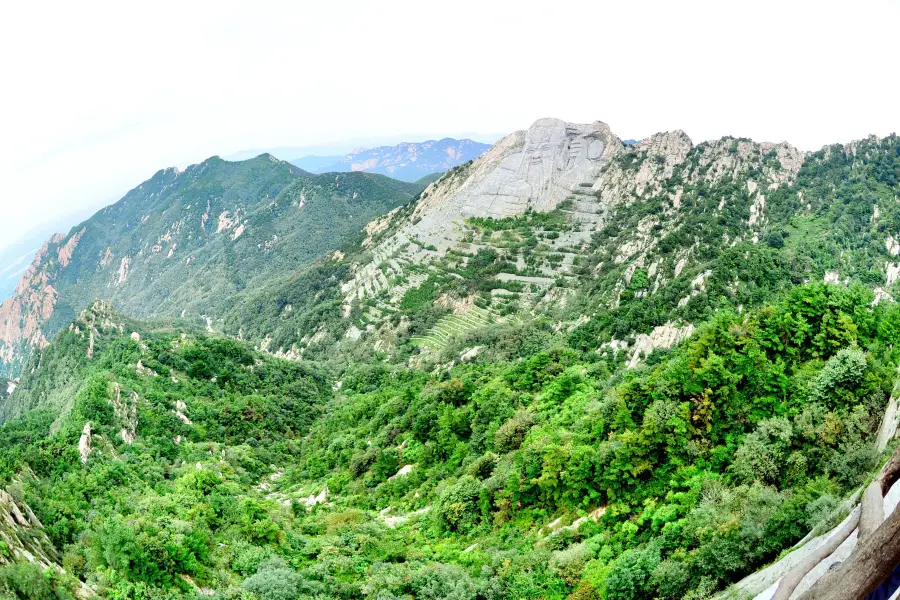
[[6, 118, 900, 378], [0, 153, 424, 377]]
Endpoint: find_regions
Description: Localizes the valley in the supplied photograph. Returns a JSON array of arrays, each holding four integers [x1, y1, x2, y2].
[[0, 118, 898, 599]]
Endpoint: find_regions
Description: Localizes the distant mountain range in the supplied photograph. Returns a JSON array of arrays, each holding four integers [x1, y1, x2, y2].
[[290, 138, 492, 181]]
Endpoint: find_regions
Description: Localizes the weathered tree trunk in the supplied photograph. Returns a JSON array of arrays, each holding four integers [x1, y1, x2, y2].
[[880, 448, 900, 495], [776, 445, 900, 600], [858, 479, 884, 544], [796, 504, 900, 600], [772, 508, 860, 600]]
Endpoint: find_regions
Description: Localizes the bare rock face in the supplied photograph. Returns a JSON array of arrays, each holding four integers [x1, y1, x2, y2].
[[413, 119, 620, 229], [0, 488, 57, 568], [298, 486, 330, 508], [78, 423, 92, 464], [598, 131, 694, 204], [457, 118, 619, 218], [172, 399, 192, 426], [112, 384, 138, 445], [57, 228, 85, 268], [340, 119, 622, 309], [626, 322, 695, 369], [0, 240, 60, 369]]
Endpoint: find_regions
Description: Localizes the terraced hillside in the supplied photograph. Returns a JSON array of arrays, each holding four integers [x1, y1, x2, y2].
[[411, 306, 495, 351], [221, 121, 900, 379]]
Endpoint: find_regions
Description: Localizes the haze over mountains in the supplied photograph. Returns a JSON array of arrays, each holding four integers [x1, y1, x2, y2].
[[0, 117, 898, 599], [229, 137, 494, 182], [0, 205, 111, 301], [289, 138, 492, 182]]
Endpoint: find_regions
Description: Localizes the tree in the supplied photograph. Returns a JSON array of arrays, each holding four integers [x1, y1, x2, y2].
[[242, 558, 303, 600]]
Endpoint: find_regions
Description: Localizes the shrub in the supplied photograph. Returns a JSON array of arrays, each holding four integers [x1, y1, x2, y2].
[[549, 541, 593, 585], [411, 563, 477, 600], [809, 347, 868, 409], [466, 452, 499, 479], [826, 441, 879, 488], [350, 447, 377, 477], [0, 562, 75, 600], [731, 417, 793, 483], [231, 541, 270, 576], [605, 543, 661, 600], [494, 411, 536, 453], [435, 475, 482, 533], [650, 559, 692, 600], [242, 557, 303, 600]]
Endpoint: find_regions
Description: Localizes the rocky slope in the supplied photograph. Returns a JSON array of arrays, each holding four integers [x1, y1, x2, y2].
[[292, 138, 491, 181], [227, 118, 900, 367], [0, 154, 424, 376]]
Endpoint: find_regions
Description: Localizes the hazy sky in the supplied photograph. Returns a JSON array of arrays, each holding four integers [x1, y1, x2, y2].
[[1, 0, 898, 249]]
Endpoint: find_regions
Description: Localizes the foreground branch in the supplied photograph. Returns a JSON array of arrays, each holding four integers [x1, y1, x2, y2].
[[772, 508, 860, 600], [858, 480, 884, 544], [796, 503, 900, 600]]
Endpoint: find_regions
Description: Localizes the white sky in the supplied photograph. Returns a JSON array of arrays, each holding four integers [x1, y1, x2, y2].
[[1, 0, 898, 249]]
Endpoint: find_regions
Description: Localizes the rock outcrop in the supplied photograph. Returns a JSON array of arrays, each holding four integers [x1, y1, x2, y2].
[[0, 239, 60, 371], [112, 384, 138, 445], [0, 484, 95, 596], [413, 118, 621, 227], [340, 118, 623, 309], [78, 423, 92, 464]]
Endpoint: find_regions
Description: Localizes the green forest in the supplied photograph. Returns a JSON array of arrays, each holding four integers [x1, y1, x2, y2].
[[0, 281, 896, 599], [0, 132, 899, 599]]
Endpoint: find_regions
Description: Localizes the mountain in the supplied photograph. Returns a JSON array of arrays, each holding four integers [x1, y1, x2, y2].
[[0, 247, 36, 302], [0, 118, 899, 598], [0, 153, 424, 377], [224, 132, 504, 164], [291, 138, 492, 181], [227, 117, 888, 365]]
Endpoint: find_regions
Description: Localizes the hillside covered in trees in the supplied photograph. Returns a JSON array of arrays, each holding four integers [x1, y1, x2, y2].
[[0, 120, 899, 599]]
